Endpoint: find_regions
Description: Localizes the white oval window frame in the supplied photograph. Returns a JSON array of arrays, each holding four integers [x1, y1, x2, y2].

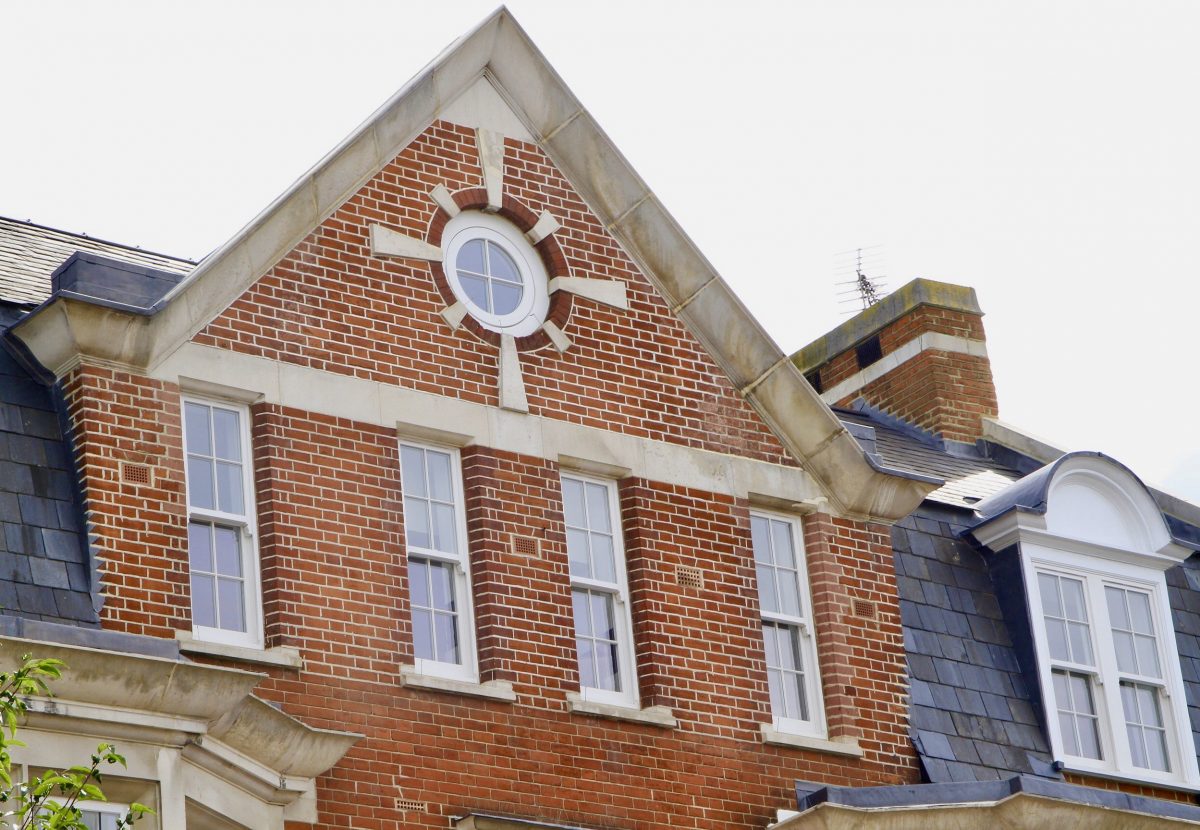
[[441, 211, 550, 337]]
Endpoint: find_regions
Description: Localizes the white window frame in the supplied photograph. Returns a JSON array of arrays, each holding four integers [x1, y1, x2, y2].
[[750, 510, 826, 739], [398, 441, 478, 684], [181, 396, 263, 649], [561, 473, 639, 709], [440, 210, 550, 338], [1024, 545, 1198, 787], [73, 800, 127, 830]]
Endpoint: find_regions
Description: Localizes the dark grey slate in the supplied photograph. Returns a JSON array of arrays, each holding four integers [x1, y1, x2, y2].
[[0, 303, 97, 627], [50, 251, 186, 313], [893, 506, 1054, 782]]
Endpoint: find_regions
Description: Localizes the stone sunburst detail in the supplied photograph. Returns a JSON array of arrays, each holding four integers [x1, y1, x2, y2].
[[367, 127, 629, 414]]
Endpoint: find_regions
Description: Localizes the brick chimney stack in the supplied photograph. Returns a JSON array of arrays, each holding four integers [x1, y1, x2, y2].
[[793, 279, 998, 446]]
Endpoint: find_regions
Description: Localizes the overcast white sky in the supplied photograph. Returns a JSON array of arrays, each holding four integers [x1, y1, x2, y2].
[[4, 1, 1199, 502]]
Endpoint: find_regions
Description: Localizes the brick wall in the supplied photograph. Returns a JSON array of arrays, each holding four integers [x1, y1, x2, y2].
[[64, 117, 924, 826], [240, 437, 917, 829], [63, 362, 190, 638], [193, 121, 789, 464], [812, 305, 998, 443]]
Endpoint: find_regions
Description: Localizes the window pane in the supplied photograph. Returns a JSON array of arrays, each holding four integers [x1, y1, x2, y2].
[[409, 558, 429, 608], [217, 577, 246, 632], [562, 478, 585, 526], [1113, 631, 1136, 674], [595, 639, 620, 692], [191, 574, 216, 628], [460, 274, 490, 311], [1146, 729, 1169, 772], [591, 534, 616, 584], [429, 561, 455, 612], [188, 521, 213, 571], [212, 408, 241, 461], [403, 497, 431, 550], [457, 239, 485, 274], [490, 282, 521, 316], [214, 526, 241, 576], [1127, 722, 1148, 769], [751, 516, 771, 564], [576, 638, 595, 688], [1046, 619, 1070, 662], [585, 483, 611, 533], [766, 668, 784, 717], [1039, 573, 1063, 617], [1068, 672, 1095, 715], [572, 590, 592, 637], [187, 457, 215, 510], [566, 529, 591, 579], [771, 520, 796, 569], [487, 242, 522, 283], [762, 624, 779, 666], [215, 460, 244, 514], [1129, 591, 1154, 635], [782, 670, 805, 721], [777, 570, 801, 617], [776, 625, 799, 671], [431, 502, 457, 553], [400, 447, 427, 498], [1121, 680, 1139, 722], [412, 609, 433, 660], [1136, 635, 1161, 678], [591, 592, 616, 641], [756, 564, 779, 614], [1106, 586, 1130, 631], [434, 612, 459, 664], [427, 450, 453, 502], [1058, 711, 1079, 756], [1076, 713, 1101, 760], [185, 402, 212, 455], [1061, 577, 1087, 622], [1068, 622, 1094, 666], [1137, 685, 1164, 727]]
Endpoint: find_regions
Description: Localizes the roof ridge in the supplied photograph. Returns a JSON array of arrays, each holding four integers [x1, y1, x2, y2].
[[0, 215, 196, 265]]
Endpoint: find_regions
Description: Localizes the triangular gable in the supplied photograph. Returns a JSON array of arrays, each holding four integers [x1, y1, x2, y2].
[[10, 8, 934, 521]]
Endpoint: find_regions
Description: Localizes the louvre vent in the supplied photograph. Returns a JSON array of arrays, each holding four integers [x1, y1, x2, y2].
[[120, 462, 152, 486], [511, 536, 539, 557], [853, 599, 877, 619], [676, 566, 704, 590], [396, 799, 427, 812]]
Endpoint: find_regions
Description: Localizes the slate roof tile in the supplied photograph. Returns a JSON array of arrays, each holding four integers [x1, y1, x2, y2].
[[0, 216, 192, 305]]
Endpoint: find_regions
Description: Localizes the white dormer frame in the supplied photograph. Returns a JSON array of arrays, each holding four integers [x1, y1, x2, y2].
[[974, 455, 1200, 790]]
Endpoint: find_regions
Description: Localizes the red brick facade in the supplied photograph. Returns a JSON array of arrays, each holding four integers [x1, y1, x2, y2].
[[60, 119, 920, 828], [812, 305, 998, 443]]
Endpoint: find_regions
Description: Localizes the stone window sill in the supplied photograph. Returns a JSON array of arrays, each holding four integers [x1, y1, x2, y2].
[[760, 724, 864, 757], [565, 692, 677, 728], [400, 666, 516, 702], [175, 631, 303, 669]]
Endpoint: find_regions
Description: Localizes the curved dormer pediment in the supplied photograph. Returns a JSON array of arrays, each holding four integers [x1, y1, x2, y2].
[[970, 452, 1190, 569]]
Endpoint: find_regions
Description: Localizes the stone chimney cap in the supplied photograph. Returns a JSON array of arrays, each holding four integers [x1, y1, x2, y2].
[[793, 278, 983, 374]]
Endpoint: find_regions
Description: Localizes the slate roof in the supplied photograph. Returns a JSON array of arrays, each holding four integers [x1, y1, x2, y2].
[[845, 407, 1200, 786], [837, 409, 1020, 510], [0, 216, 193, 305], [0, 304, 97, 625], [894, 504, 1054, 781]]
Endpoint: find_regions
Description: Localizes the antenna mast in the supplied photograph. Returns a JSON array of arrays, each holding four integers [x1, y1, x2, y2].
[[834, 245, 887, 312]]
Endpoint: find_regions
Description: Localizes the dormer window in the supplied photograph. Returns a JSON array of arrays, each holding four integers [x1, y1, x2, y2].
[[971, 453, 1200, 789]]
